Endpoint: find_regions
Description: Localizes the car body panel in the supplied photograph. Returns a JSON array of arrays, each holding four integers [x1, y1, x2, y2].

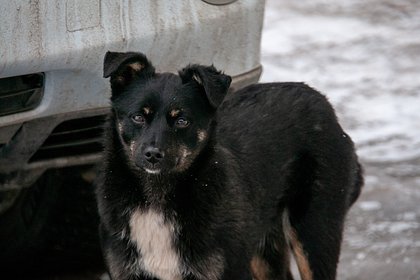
[[0, 0, 265, 186]]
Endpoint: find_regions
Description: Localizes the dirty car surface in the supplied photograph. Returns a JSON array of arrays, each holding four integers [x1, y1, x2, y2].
[[0, 0, 265, 278]]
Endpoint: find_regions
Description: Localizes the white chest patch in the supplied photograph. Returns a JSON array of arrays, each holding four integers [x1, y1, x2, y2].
[[129, 208, 182, 280]]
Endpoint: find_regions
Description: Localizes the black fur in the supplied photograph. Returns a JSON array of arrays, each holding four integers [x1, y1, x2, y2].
[[96, 51, 363, 280]]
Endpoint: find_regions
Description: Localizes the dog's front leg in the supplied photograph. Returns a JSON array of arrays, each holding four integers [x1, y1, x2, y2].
[[103, 247, 154, 280], [221, 266, 254, 280], [100, 224, 153, 280], [220, 255, 254, 280]]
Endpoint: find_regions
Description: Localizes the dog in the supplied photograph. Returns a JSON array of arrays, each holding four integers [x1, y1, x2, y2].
[[95, 51, 363, 280]]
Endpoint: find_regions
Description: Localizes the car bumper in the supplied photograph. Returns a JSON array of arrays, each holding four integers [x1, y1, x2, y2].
[[0, 0, 264, 188]]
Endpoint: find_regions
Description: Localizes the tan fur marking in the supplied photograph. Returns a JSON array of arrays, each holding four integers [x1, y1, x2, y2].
[[128, 62, 144, 71], [192, 73, 202, 85], [290, 233, 313, 280], [283, 212, 313, 280], [170, 109, 180, 117], [175, 145, 197, 172], [197, 130, 207, 142], [143, 107, 152, 115], [129, 141, 136, 156], [250, 256, 270, 280]]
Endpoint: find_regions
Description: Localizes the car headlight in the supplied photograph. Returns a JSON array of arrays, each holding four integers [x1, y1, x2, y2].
[[202, 0, 238, 5]]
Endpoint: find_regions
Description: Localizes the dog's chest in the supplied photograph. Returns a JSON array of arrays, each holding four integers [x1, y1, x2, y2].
[[129, 208, 182, 280]]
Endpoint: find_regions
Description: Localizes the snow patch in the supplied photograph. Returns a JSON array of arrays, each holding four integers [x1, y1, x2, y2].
[[368, 221, 419, 234], [400, 212, 417, 221], [261, 0, 420, 164], [358, 201, 382, 211]]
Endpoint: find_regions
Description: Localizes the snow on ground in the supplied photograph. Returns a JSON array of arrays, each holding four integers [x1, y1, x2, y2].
[[261, 1, 420, 279], [261, 0, 420, 164]]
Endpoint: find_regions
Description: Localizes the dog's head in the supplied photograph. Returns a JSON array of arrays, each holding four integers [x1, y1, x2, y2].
[[103, 51, 231, 175]]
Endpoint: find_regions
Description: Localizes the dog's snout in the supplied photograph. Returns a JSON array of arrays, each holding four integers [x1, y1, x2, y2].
[[144, 147, 164, 164]]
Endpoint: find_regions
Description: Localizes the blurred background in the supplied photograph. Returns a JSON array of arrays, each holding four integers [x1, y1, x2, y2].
[[261, 0, 420, 279]]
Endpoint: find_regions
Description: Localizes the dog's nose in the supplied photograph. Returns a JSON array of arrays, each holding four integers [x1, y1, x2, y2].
[[144, 147, 164, 164]]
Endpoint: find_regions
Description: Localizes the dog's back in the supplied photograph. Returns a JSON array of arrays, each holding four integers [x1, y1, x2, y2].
[[219, 82, 362, 207], [216, 82, 362, 280]]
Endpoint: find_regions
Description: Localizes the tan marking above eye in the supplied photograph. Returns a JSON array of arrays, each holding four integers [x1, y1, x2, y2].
[[128, 62, 144, 71], [170, 109, 181, 118], [192, 73, 202, 85], [143, 107, 152, 115]]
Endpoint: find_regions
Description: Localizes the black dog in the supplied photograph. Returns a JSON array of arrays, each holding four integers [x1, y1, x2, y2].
[[96, 51, 363, 280]]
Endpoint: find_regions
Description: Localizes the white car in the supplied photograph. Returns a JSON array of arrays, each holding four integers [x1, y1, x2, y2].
[[0, 0, 265, 277]]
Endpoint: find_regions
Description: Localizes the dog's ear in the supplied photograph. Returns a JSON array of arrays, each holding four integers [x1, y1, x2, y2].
[[179, 65, 232, 108], [103, 51, 155, 90]]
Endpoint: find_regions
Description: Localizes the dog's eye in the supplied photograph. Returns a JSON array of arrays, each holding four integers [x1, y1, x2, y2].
[[132, 114, 145, 124], [175, 117, 190, 128]]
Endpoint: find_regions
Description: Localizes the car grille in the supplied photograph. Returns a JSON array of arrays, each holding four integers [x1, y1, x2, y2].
[[0, 73, 44, 116], [30, 115, 106, 162]]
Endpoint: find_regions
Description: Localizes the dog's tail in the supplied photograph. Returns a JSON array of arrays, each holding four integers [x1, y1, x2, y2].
[[282, 210, 313, 280]]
